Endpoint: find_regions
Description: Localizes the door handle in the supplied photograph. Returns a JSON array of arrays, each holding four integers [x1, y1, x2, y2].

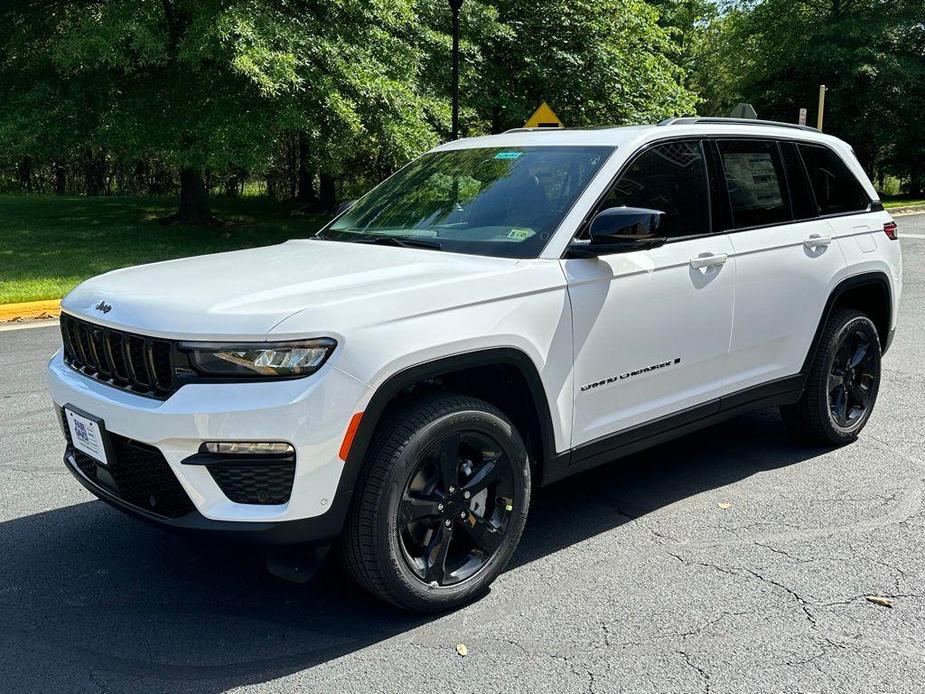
[[803, 234, 832, 249], [689, 253, 728, 269]]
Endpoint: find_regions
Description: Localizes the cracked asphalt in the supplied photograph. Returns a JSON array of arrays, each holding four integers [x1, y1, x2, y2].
[[2, 213, 924, 693]]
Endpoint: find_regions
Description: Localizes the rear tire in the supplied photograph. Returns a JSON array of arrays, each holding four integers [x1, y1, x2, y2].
[[340, 394, 531, 612], [781, 309, 881, 445]]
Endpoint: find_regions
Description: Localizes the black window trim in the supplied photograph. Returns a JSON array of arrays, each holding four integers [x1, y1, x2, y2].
[[779, 140, 820, 221], [562, 134, 883, 257], [565, 135, 716, 252], [707, 135, 879, 235], [795, 140, 875, 219], [714, 137, 794, 232]]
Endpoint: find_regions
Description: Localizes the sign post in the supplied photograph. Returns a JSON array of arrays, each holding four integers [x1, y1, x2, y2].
[[817, 85, 827, 131]]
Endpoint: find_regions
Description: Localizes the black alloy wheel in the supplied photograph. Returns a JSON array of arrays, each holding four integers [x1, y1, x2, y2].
[[781, 308, 881, 445], [340, 394, 531, 612], [398, 431, 515, 586], [827, 327, 877, 430]]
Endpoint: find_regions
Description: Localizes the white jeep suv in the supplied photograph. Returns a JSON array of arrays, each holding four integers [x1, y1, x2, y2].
[[48, 118, 902, 611]]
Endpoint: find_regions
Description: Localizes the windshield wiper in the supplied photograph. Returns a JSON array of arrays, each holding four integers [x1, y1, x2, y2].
[[352, 235, 443, 250]]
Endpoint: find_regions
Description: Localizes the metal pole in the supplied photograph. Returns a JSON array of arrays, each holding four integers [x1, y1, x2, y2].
[[450, 0, 463, 140], [817, 84, 827, 131]]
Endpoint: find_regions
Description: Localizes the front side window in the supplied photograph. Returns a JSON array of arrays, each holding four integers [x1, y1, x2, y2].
[[798, 143, 870, 215], [718, 140, 791, 228], [599, 140, 710, 239], [321, 146, 612, 258]]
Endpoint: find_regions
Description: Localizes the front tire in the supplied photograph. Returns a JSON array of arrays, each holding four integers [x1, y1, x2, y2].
[[782, 309, 882, 445], [340, 394, 531, 612]]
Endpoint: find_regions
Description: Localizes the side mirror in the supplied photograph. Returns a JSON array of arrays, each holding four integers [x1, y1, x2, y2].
[[570, 207, 667, 257]]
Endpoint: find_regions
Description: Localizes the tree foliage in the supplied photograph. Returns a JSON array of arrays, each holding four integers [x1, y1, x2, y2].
[[690, 0, 925, 189], [475, 0, 697, 131], [23, 0, 925, 216]]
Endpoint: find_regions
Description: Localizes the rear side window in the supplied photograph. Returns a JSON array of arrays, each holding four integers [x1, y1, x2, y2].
[[798, 143, 870, 215], [601, 140, 710, 239], [718, 140, 791, 228]]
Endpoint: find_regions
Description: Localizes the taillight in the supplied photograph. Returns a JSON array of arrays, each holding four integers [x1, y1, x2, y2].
[[883, 221, 898, 240]]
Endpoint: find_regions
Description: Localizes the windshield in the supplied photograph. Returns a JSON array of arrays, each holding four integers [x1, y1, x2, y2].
[[319, 146, 613, 258]]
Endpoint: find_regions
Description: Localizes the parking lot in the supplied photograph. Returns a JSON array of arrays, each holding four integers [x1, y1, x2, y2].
[[1, 213, 924, 693]]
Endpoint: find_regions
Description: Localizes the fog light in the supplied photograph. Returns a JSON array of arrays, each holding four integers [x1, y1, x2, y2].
[[200, 442, 294, 455]]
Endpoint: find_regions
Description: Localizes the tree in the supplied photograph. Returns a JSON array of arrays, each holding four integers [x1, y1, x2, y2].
[[0, 0, 481, 219], [691, 0, 925, 183], [649, 0, 726, 111], [0, 0, 703, 212], [471, 0, 698, 131]]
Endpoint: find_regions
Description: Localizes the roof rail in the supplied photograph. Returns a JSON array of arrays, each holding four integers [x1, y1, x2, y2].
[[658, 116, 820, 133], [504, 126, 569, 133]]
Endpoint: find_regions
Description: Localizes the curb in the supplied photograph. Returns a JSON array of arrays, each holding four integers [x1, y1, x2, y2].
[[0, 299, 62, 322], [888, 205, 925, 217]]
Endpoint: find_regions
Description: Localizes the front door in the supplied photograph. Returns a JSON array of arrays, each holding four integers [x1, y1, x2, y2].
[[564, 140, 736, 448]]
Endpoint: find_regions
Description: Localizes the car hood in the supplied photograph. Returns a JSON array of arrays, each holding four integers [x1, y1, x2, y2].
[[61, 240, 534, 340]]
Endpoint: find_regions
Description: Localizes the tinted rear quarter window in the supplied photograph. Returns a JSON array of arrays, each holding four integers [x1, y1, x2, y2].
[[798, 143, 870, 215], [718, 140, 791, 228]]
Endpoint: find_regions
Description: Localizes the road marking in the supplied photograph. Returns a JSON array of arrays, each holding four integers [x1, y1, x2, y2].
[[900, 233, 925, 240]]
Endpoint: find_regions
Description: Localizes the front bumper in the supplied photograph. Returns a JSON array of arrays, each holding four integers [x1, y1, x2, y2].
[[48, 350, 370, 539], [63, 446, 347, 545]]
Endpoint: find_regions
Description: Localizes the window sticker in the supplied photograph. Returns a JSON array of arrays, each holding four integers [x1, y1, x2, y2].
[[494, 151, 523, 160], [508, 228, 532, 240]]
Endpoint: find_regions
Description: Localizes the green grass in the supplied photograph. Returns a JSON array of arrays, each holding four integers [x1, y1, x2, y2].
[[0, 195, 331, 304], [881, 195, 925, 209]]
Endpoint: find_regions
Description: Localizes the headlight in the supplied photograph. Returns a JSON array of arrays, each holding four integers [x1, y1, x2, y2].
[[179, 338, 336, 378]]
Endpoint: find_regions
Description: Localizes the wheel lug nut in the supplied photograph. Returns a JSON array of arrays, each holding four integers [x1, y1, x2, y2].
[[437, 503, 444, 511], [459, 511, 466, 519], [463, 491, 471, 499], [444, 519, 452, 527], [448, 486, 456, 494]]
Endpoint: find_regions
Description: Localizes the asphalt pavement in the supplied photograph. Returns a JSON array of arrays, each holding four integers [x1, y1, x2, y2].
[[2, 215, 925, 693]]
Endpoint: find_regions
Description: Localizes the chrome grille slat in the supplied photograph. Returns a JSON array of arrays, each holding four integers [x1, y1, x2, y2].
[[105, 332, 129, 382], [67, 318, 83, 363], [151, 340, 174, 393], [91, 328, 111, 378], [59, 314, 175, 399], [78, 322, 95, 370], [127, 336, 151, 388], [143, 338, 158, 390]]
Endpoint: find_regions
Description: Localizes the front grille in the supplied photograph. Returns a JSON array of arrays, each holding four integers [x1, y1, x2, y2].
[[207, 462, 296, 505], [63, 413, 195, 518], [60, 313, 175, 398]]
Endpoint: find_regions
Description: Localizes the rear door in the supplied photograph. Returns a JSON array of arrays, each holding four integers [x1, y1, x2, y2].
[[565, 139, 736, 447], [717, 138, 850, 391], [798, 142, 884, 255]]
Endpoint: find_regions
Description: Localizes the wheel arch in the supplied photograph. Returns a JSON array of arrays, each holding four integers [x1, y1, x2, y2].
[[802, 272, 894, 378], [337, 348, 558, 500]]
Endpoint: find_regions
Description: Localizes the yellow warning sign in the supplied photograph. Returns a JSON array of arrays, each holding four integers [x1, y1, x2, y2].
[[524, 102, 563, 128]]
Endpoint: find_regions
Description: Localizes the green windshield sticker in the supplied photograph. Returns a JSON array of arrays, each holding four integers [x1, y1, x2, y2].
[[494, 151, 523, 159], [508, 228, 532, 240]]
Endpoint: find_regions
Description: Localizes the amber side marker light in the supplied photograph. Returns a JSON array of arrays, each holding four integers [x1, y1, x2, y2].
[[339, 412, 364, 461]]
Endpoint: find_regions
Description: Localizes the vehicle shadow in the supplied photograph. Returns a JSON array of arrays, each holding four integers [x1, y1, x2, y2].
[[0, 408, 826, 692]]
